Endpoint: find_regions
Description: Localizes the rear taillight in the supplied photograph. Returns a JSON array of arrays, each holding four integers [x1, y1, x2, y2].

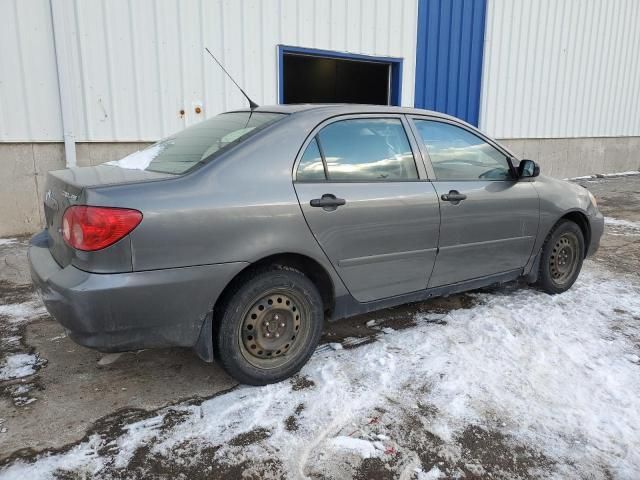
[[62, 206, 142, 251]]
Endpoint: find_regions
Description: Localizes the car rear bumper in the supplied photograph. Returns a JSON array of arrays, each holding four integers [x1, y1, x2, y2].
[[29, 230, 248, 354]]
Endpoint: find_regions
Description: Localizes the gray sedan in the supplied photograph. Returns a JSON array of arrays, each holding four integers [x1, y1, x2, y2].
[[29, 105, 604, 385]]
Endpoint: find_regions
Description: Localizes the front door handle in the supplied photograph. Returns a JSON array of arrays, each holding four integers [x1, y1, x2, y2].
[[441, 190, 467, 203], [310, 194, 346, 211]]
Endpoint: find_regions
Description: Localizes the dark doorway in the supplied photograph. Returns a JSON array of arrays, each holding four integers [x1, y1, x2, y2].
[[281, 51, 397, 105]]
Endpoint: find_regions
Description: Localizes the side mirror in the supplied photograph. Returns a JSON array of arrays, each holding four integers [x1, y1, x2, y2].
[[518, 159, 540, 178]]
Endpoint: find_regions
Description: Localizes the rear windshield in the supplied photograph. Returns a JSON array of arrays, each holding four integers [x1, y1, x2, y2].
[[106, 111, 286, 174]]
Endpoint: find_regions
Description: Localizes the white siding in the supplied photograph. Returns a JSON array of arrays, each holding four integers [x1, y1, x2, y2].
[[480, 0, 640, 139], [0, 0, 419, 142], [0, 0, 62, 141]]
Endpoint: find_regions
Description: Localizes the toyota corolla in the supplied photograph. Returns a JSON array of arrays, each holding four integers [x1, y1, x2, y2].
[[29, 105, 604, 385]]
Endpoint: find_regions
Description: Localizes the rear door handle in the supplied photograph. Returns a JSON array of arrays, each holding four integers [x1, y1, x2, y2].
[[310, 194, 346, 211], [441, 190, 467, 203]]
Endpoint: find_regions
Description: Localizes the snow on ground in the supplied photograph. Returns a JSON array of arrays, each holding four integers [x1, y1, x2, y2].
[[599, 170, 640, 177], [417, 465, 445, 479], [605, 216, 640, 235], [0, 239, 17, 247], [0, 301, 46, 325], [330, 436, 381, 459], [2, 262, 639, 479], [565, 171, 640, 180], [0, 295, 48, 406], [0, 354, 39, 381]]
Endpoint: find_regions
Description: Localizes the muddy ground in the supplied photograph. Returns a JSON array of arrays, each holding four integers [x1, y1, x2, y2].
[[0, 175, 638, 479]]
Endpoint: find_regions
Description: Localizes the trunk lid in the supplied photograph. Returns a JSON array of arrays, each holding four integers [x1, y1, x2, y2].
[[43, 165, 174, 267]]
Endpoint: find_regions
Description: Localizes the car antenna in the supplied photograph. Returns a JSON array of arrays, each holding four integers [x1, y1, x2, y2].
[[205, 47, 259, 110]]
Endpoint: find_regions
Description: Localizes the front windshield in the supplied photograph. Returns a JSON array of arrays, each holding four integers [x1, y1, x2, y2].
[[106, 111, 286, 174]]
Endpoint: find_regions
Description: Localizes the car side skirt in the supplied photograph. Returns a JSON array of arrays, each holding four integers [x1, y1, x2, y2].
[[329, 268, 524, 321]]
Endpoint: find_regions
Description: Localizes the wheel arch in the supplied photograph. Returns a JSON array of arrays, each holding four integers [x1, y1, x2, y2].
[[525, 208, 591, 285], [212, 252, 336, 321], [558, 210, 591, 257]]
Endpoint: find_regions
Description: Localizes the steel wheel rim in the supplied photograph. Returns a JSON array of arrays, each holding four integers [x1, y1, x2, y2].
[[239, 289, 310, 369], [549, 232, 579, 284]]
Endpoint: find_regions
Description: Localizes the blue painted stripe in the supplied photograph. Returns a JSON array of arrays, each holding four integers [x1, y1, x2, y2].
[[414, 0, 487, 126], [278, 45, 403, 106]]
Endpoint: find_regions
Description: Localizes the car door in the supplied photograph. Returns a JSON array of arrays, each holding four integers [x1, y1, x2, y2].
[[409, 117, 540, 287], [294, 115, 441, 302]]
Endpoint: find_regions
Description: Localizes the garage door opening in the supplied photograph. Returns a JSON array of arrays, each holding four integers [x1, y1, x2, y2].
[[279, 46, 402, 106]]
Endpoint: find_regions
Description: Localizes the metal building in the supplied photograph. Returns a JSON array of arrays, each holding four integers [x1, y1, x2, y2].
[[1, 0, 639, 235]]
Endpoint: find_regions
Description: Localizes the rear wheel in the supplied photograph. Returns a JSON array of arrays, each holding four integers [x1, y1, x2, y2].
[[536, 220, 585, 294], [214, 267, 323, 385]]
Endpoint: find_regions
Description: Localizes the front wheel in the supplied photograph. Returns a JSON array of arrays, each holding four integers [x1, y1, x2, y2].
[[214, 267, 324, 385], [536, 220, 585, 294]]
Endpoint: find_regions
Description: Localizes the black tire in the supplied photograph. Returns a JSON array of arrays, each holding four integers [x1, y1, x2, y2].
[[214, 266, 324, 385], [536, 219, 585, 294]]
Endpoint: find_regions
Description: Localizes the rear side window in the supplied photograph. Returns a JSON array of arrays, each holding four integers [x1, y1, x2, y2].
[[316, 118, 419, 181], [297, 138, 326, 181], [413, 120, 512, 181], [107, 112, 285, 174]]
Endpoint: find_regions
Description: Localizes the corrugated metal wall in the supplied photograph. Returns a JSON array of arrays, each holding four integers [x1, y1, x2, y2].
[[480, 0, 640, 139], [0, 0, 419, 142], [0, 0, 63, 141], [4, 0, 640, 143], [414, 0, 487, 126]]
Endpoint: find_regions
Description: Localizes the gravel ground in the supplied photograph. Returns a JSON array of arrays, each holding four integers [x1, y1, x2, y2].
[[0, 175, 638, 479]]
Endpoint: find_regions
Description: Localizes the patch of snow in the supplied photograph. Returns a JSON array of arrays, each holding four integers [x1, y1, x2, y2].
[[341, 336, 375, 348], [604, 216, 640, 233], [330, 436, 380, 459], [372, 441, 385, 451], [605, 216, 638, 226], [417, 466, 445, 479], [112, 416, 165, 469], [3, 435, 107, 477], [0, 301, 47, 324], [464, 462, 486, 476], [626, 353, 639, 364], [0, 238, 18, 246], [600, 170, 640, 177], [105, 142, 168, 171], [328, 342, 343, 351], [566, 170, 640, 180], [11, 385, 30, 395], [3, 264, 640, 479], [0, 353, 38, 380], [566, 174, 597, 180], [0, 298, 47, 396]]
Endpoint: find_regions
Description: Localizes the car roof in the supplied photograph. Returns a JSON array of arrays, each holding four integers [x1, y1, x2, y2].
[[229, 103, 460, 121], [224, 103, 489, 147]]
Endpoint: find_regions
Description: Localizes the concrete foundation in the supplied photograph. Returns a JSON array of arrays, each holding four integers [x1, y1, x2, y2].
[[498, 136, 640, 179], [0, 137, 638, 237], [0, 142, 149, 236]]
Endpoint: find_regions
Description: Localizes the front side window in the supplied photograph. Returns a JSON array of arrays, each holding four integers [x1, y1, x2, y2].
[[316, 118, 419, 181], [413, 120, 512, 181], [107, 111, 285, 174]]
